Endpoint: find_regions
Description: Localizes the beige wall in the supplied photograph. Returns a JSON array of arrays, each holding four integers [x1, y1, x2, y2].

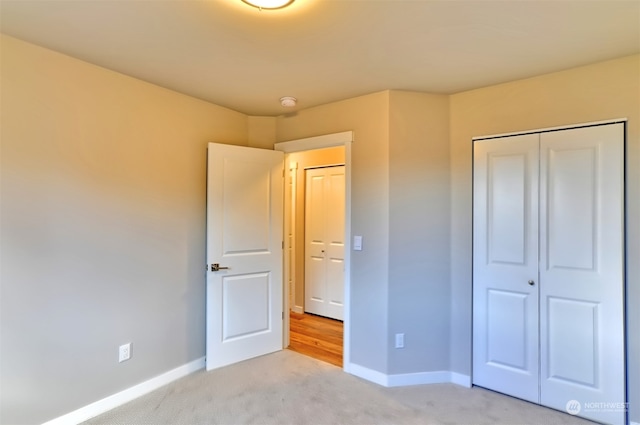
[[248, 116, 277, 149], [286, 147, 345, 312], [277, 92, 391, 372], [0, 35, 248, 424], [449, 54, 640, 421]]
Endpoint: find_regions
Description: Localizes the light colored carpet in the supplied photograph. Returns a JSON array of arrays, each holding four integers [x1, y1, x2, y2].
[[84, 350, 594, 425]]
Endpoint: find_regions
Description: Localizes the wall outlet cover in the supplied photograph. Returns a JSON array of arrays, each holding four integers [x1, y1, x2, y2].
[[119, 343, 132, 363]]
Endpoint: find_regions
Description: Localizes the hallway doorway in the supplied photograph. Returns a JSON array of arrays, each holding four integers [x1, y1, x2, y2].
[[275, 131, 352, 368], [288, 312, 343, 367]]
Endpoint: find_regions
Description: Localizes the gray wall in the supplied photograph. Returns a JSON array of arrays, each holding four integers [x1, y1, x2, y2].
[[276, 91, 453, 377], [277, 92, 392, 373], [0, 35, 249, 425], [387, 91, 450, 374]]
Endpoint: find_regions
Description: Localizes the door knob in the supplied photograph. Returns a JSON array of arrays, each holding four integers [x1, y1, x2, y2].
[[528, 280, 535, 286], [211, 263, 229, 272]]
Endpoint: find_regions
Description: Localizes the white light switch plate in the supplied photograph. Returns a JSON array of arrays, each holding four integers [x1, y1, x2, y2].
[[354, 235, 363, 251]]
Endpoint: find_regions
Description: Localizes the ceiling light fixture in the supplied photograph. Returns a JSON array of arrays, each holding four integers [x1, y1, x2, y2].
[[280, 96, 297, 107], [241, 0, 294, 10]]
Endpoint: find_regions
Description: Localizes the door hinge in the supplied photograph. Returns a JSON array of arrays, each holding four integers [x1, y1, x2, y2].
[[282, 311, 284, 320]]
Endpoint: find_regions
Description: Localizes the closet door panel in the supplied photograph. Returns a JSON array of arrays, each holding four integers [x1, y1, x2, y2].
[[472, 134, 540, 403], [545, 147, 597, 270], [540, 124, 625, 425]]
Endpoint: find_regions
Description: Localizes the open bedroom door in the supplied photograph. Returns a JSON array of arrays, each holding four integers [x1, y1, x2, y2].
[[206, 143, 284, 370]]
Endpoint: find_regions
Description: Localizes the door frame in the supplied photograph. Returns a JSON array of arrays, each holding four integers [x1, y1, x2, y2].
[[470, 118, 627, 419], [275, 131, 353, 369]]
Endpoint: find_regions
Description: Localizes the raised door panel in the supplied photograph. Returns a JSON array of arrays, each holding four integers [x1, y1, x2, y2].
[[488, 153, 527, 265], [222, 158, 273, 254], [544, 147, 596, 270], [222, 273, 271, 340], [545, 298, 598, 386], [486, 289, 530, 370]]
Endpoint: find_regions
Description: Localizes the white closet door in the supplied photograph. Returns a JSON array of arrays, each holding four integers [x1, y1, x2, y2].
[[539, 124, 625, 425], [304, 166, 345, 320], [472, 134, 540, 403], [324, 167, 346, 320]]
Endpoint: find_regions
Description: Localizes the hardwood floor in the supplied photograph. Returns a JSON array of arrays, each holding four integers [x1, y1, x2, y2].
[[288, 311, 343, 367]]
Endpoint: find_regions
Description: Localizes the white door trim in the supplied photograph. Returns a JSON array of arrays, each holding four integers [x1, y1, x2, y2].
[[275, 131, 353, 369], [275, 131, 353, 152], [472, 118, 627, 141], [287, 161, 302, 315]]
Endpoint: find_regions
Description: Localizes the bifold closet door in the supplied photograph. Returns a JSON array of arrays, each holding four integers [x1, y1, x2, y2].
[[472, 134, 541, 403], [539, 124, 625, 425], [473, 123, 625, 425]]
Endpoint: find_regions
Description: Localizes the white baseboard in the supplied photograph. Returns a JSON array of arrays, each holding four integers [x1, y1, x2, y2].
[[386, 370, 451, 387], [345, 362, 390, 386], [451, 372, 472, 388], [42, 357, 205, 425], [345, 362, 471, 389], [291, 305, 304, 314]]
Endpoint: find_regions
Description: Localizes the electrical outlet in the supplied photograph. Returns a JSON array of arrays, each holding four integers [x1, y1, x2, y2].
[[395, 333, 405, 349], [119, 343, 131, 363]]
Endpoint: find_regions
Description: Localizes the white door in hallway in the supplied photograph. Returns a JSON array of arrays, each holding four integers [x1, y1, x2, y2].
[[304, 165, 345, 320], [473, 123, 625, 425], [206, 143, 284, 370]]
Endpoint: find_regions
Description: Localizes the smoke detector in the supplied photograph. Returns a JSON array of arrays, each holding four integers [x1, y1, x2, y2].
[[280, 96, 297, 108]]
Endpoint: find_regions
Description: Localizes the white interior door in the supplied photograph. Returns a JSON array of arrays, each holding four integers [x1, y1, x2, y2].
[[472, 134, 540, 403], [304, 166, 345, 320], [539, 124, 625, 425], [473, 123, 625, 425], [206, 143, 284, 370]]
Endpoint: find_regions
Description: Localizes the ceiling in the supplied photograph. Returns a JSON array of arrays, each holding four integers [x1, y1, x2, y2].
[[1, 0, 639, 116]]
